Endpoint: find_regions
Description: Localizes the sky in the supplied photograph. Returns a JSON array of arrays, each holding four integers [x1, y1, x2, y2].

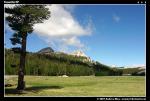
[[4, 4, 146, 67]]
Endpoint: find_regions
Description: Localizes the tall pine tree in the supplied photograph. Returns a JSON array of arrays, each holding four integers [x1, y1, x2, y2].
[[5, 5, 50, 90]]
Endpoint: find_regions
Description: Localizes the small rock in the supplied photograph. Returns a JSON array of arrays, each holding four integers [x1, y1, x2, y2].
[[62, 75, 68, 77]]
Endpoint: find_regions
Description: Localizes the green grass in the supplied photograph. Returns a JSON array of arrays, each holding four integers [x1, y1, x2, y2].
[[5, 75, 145, 96]]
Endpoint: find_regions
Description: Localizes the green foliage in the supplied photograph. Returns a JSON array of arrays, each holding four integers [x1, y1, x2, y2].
[[5, 48, 94, 76], [5, 5, 50, 33], [5, 5, 50, 45], [109, 68, 123, 76], [6, 49, 131, 76], [95, 71, 109, 76], [131, 71, 145, 76], [93, 62, 123, 76]]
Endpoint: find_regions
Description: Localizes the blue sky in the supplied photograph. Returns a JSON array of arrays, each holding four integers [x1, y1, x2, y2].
[[5, 4, 146, 67]]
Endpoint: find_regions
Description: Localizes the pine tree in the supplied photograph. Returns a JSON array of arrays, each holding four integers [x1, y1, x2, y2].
[[5, 5, 50, 90]]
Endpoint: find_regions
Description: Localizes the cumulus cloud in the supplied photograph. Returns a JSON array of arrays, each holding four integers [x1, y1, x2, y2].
[[34, 5, 92, 37], [4, 4, 94, 53], [113, 14, 120, 22], [33, 5, 93, 52], [62, 36, 84, 48]]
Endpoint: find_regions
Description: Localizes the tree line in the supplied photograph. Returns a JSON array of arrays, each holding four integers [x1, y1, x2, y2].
[[5, 48, 94, 76], [5, 48, 131, 76]]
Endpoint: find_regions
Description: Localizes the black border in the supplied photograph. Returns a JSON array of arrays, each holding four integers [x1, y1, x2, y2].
[[0, 1, 4, 98], [3, 0, 147, 4], [2, 0, 149, 100], [3, 97, 146, 101]]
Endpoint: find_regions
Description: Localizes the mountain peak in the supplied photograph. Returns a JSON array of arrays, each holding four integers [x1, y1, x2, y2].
[[37, 47, 54, 54], [71, 50, 87, 57]]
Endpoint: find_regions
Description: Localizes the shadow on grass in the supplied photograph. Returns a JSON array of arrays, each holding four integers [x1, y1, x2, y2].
[[5, 85, 63, 94]]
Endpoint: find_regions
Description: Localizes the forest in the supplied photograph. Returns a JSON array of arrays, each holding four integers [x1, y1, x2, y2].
[[5, 48, 144, 76]]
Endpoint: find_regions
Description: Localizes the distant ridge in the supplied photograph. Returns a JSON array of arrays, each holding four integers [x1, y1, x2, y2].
[[37, 47, 54, 54]]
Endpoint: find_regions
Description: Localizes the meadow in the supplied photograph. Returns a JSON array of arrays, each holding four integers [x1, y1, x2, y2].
[[5, 76, 145, 96]]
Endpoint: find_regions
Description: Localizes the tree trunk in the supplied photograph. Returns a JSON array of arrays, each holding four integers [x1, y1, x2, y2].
[[16, 32, 27, 90]]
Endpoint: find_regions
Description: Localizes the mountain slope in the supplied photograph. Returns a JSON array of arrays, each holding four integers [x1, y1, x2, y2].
[[5, 48, 144, 76], [5, 48, 95, 76]]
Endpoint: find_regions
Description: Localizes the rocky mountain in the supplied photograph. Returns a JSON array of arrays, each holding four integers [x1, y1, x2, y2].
[[38, 48, 93, 63], [37, 47, 54, 54], [71, 50, 87, 57], [70, 50, 93, 63]]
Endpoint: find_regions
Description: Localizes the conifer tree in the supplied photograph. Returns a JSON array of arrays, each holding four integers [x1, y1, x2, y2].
[[5, 5, 50, 90]]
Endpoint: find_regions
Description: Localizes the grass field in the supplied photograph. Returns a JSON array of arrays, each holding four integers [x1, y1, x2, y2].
[[5, 75, 145, 96]]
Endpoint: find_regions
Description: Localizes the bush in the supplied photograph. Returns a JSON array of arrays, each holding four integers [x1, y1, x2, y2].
[[95, 71, 109, 76]]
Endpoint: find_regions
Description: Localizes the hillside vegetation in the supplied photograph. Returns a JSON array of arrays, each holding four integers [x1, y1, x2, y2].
[[5, 48, 116, 76], [5, 48, 145, 76]]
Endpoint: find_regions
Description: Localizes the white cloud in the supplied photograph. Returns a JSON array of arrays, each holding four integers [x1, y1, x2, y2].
[[33, 5, 93, 52], [113, 14, 120, 22], [62, 36, 84, 48], [34, 5, 92, 37], [4, 4, 94, 53]]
